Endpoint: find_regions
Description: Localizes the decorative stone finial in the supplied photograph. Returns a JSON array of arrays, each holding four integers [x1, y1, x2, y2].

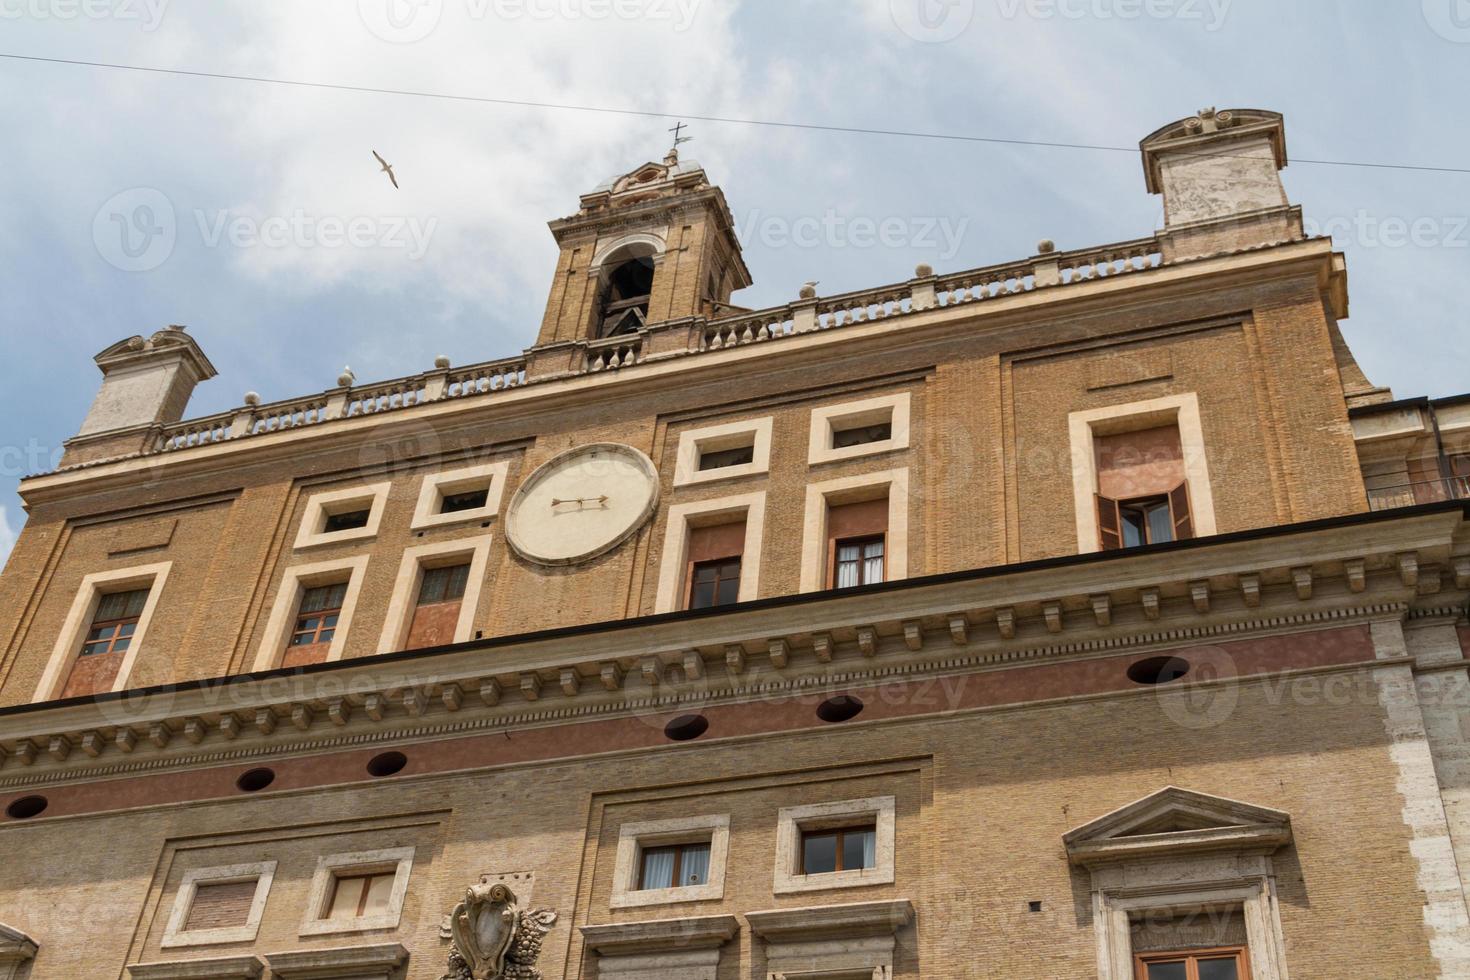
[[434, 355, 451, 370], [799, 280, 819, 300], [1037, 239, 1056, 254], [338, 366, 356, 388], [243, 391, 260, 407], [915, 263, 934, 278]]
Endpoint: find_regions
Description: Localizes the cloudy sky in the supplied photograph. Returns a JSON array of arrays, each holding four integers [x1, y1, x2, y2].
[[0, 1, 1466, 565]]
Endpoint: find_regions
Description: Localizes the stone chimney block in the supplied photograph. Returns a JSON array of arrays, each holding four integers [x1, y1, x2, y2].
[[1141, 108, 1303, 261], [66, 326, 217, 464]]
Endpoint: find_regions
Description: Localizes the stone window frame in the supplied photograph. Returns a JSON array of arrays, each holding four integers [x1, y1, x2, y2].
[[798, 471, 909, 593], [807, 392, 911, 466], [610, 813, 731, 909], [374, 535, 493, 654], [126, 955, 265, 980], [773, 797, 896, 895], [409, 461, 510, 531], [33, 561, 173, 703], [161, 861, 277, 949], [293, 482, 392, 551], [1067, 392, 1217, 555], [252, 556, 370, 671], [653, 492, 766, 614], [298, 847, 416, 937], [1064, 787, 1294, 980], [672, 416, 775, 487]]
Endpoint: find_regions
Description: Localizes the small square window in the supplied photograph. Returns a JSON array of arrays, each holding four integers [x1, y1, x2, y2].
[[800, 824, 877, 875], [832, 421, 892, 450], [638, 841, 712, 891], [611, 814, 730, 909], [441, 488, 490, 514], [322, 509, 370, 534], [161, 861, 276, 949], [411, 462, 508, 530], [299, 847, 415, 937], [774, 797, 895, 895], [324, 870, 397, 921], [295, 483, 390, 550], [698, 445, 756, 472]]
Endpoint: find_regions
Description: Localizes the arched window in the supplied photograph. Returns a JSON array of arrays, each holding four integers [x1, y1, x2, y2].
[[597, 256, 656, 338]]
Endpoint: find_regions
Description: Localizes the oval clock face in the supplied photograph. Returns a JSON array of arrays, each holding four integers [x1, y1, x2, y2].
[[505, 444, 660, 566]]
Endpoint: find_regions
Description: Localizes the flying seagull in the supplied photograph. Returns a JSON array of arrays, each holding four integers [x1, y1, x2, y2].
[[372, 150, 399, 189]]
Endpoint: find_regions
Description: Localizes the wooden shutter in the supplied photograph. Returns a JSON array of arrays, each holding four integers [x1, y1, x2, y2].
[[184, 879, 258, 932], [1169, 483, 1195, 540], [1096, 494, 1123, 551]]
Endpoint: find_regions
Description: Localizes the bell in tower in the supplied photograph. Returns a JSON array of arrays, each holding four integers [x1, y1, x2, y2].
[[528, 134, 752, 374]]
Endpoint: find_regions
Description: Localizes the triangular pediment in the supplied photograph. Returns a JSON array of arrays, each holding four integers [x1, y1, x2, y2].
[[1064, 787, 1291, 867], [0, 922, 37, 961]]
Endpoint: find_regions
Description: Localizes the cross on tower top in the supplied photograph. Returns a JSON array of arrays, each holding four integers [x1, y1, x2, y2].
[[668, 121, 692, 148]]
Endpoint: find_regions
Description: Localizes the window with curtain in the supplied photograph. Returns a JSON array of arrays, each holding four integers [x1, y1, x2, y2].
[[799, 825, 877, 875], [835, 536, 885, 588], [637, 841, 712, 890], [826, 497, 888, 589]]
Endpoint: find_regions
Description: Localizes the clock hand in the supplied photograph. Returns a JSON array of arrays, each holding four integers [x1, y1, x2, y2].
[[551, 496, 610, 507]]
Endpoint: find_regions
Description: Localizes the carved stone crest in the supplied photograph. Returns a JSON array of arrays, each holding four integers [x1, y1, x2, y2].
[[441, 883, 557, 980]]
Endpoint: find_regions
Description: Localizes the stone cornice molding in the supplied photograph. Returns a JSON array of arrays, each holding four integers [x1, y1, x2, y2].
[[744, 900, 914, 942], [0, 510, 1461, 788], [125, 956, 264, 980], [579, 914, 740, 954], [0, 923, 36, 966], [264, 943, 407, 979]]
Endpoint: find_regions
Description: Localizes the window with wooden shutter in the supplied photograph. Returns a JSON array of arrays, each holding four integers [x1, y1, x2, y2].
[[183, 879, 259, 932], [62, 588, 150, 698], [404, 563, 470, 650], [1094, 424, 1195, 550], [685, 521, 747, 610], [827, 498, 888, 588]]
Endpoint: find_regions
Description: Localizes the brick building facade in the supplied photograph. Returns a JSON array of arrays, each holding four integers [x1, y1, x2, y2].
[[0, 107, 1468, 979]]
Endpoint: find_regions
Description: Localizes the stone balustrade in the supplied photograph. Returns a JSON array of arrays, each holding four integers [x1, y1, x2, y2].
[[152, 236, 1164, 456]]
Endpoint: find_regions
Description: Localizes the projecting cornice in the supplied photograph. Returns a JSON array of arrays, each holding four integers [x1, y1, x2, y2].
[[0, 506, 1463, 795]]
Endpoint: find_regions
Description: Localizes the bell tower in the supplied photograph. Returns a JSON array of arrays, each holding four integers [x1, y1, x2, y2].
[[529, 144, 752, 371]]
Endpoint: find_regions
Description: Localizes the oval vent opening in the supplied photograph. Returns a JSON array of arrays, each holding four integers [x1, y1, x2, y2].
[[6, 795, 48, 820], [1127, 656, 1191, 686], [664, 714, 710, 742], [817, 695, 865, 724], [236, 768, 276, 793], [367, 751, 408, 778]]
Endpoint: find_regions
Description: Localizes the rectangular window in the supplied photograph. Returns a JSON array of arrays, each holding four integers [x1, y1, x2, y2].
[[324, 871, 397, 921], [698, 444, 756, 472], [1099, 485, 1193, 551], [441, 488, 490, 514], [62, 588, 151, 698], [827, 498, 888, 589], [638, 842, 712, 891], [832, 421, 893, 449], [685, 521, 747, 610], [1134, 947, 1248, 980], [834, 536, 885, 588], [800, 825, 877, 875], [323, 509, 371, 534], [183, 879, 259, 933], [404, 563, 471, 650], [284, 583, 348, 668]]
